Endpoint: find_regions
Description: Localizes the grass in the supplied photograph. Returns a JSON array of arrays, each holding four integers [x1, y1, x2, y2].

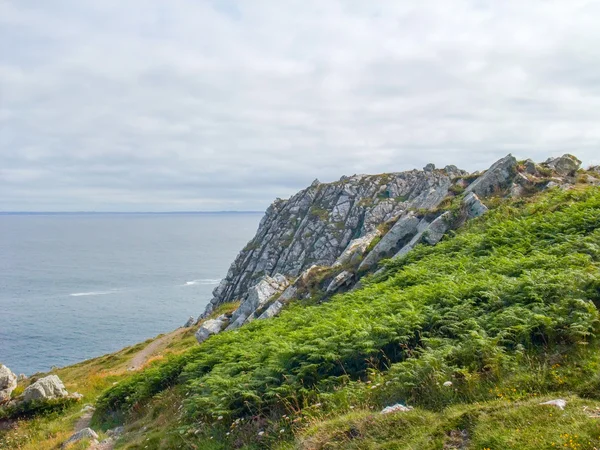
[[3, 184, 599, 450], [86, 186, 600, 449]]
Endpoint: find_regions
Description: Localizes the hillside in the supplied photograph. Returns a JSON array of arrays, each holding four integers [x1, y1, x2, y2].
[[1, 155, 600, 449]]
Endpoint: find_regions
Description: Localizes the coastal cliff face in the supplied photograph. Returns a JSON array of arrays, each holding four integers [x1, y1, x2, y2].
[[200, 154, 591, 331], [204, 164, 467, 314]]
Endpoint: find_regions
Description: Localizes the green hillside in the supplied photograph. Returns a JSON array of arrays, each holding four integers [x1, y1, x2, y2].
[[86, 185, 600, 449]]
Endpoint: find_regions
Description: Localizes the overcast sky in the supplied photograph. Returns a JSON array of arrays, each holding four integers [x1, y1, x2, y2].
[[1, 1, 599, 211]]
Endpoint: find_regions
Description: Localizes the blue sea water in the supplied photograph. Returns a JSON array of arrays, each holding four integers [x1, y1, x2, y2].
[[0, 213, 262, 375]]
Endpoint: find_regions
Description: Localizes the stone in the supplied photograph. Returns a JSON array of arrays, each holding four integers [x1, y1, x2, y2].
[[0, 364, 17, 404], [195, 315, 228, 344], [393, 218, 431, 259], [465, 154, 517, 197], [462, 193, 488, 219], [257, 301, 284, 320], [107, 426, 125, 437], [22, 375, 68, 403], [333, 230, 381, 268], [203, 165, 465, 315], [422, 212, 452, 245], [523, 159, 537, 175], [226, 274, 290, 330], [358, 213, 420, 271], [542, 154, 581, 176], [539, 399, 567, 410], [184, 316, 195, 328], [381, 403, 413, 414], [423, 163, 435, 172], [62, 427, 98, 448], [326, 271, 354, 293], [69, 392, 84, 401]]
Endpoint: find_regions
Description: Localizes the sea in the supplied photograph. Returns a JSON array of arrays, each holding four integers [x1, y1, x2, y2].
[[0, 212, 262, 375]]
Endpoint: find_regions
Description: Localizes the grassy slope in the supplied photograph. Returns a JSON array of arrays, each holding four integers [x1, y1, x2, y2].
[[89, 185, 600, 449], [3, 185, 600, 449]]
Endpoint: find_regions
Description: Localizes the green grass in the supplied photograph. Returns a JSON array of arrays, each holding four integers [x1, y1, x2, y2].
[[89, 186, 600, 449]]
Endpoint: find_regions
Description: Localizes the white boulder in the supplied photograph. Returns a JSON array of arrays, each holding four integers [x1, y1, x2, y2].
[[0, 364, 18, 404], [22, 375, 69, 402]]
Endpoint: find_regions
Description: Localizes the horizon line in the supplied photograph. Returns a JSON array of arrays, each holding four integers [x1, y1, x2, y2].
[[0, 210, 264, 215]]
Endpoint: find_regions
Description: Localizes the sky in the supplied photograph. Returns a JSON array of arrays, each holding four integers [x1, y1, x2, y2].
[[1, 1, 599, 212]]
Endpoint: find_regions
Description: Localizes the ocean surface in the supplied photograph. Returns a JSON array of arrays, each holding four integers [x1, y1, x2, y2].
[[0, 212, 262, 375]]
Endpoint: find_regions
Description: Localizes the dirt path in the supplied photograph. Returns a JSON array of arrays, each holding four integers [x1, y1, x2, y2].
[[127, 328, 186, 371]]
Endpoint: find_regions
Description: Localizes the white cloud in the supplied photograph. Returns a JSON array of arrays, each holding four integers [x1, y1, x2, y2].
[[1, 0, 599, 211]]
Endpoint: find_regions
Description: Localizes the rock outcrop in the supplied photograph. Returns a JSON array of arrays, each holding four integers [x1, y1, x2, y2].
[[62, 428, 99, 448], [0, 364, 17, 404], [22, 375, 69, 403], [204, 166, 467, 315], [195, 154, 587, 342]]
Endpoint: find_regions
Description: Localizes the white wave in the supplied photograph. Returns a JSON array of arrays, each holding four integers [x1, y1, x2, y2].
[[70, 291, 114, 297], [184, 279, 221, 286]]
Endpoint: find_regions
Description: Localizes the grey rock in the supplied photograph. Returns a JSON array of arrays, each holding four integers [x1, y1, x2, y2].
[[203, 166, 464, 314], [393, 218, 431, 259], [257, 301, 284, 320], [62, 427, 98, 448], [279, 285, 298, 302], [183, 316, 195, 328], [358, 213, 420, 271], [326, 271, 354, 293], [0, 364, 17, 404], [465, 154, 517, 197], [226, 275, 289, 330], [333, 230, 380, 268], [423, 163, 435, 172], [543, 154, 581, 176], [22, 375, 68, 403], [195, 315, 228, 344], [422, 212, 452, 245], [462, 193, 488, 219], [107, 426, 125, 437], [523, 159, 537, 175]]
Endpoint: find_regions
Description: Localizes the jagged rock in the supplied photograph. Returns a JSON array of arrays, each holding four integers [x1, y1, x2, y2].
[[196, 315, 228, 343], [204, 166, 465, 314], [523, 159, 537, 175], [423, 163, 435, 172], [17, 374, 27, 382], [333, 230, 380, 268], [257, 301, 284, 320], [107, 426, 124, 437], [326, 271, 354, 293], [394, 218, 431, 259], [465, 154, 517, 197], [542, 154, 581, 176], [422, 212, 452, 245], [22, 375, 68, 403], [226, 275, 289, 330], [0, 365, 17, 404], [462, 193, 488, 219], [69, 392, 84, 401], [589, 165, 600, 174], [62, 427, 98, 448], [183, 316, 195, 328], [358, 213, 420, 271], [279, 285, 298, 302]]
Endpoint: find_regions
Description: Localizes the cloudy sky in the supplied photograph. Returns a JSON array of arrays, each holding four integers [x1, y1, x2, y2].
[[1, 1, 599, 211]]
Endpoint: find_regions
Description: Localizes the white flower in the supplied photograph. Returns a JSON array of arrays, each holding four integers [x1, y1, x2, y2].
[[443, 381, 453, 387]]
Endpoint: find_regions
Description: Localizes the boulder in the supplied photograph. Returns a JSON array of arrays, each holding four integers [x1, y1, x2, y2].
[[542, 154, 581, 176], [195, 315, 228, 344], [423, 163, 436, 172], [226, 275, 289, 330], [62, 427, 98, 448], [22, 375, 68, 403], [358, 213, 420, 271], [0, 364, 17, 404], [465, 154, 517, 197], [422, 212, 452, 245], [326, 271, 354, 293], [393, 218, 431, 259], [462, 193, 488, 219], [523, 159, 537, 175], [183, 316, 195, 328], [257, 301, 284, 320], [333, 230, 381, 268]]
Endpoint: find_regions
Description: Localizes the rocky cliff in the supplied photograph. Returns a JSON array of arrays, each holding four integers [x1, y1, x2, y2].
[[197, 154, 594, 341]]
